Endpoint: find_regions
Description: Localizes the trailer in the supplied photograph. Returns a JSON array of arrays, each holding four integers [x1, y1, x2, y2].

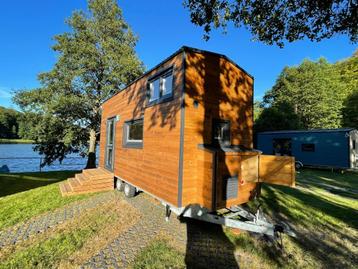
[[61, 46, 296, 238], [257, 129, 358, 170]]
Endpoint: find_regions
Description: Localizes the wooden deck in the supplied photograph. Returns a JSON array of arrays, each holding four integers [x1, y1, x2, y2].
[[59, 167, 114, 196]]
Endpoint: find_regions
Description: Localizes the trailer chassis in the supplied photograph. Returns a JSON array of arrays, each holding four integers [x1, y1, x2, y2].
[[167, 204, 296, 238]]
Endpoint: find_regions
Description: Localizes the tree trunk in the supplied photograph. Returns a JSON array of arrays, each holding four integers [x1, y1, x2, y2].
[[85, 128, 97, 169]]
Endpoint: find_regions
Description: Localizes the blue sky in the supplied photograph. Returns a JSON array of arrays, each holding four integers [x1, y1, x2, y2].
[[0, 0, 356, 110]]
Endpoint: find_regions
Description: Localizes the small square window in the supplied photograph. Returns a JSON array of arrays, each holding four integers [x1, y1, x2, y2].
[[123, 119, 143, 148], [301, 143, 315, 152]]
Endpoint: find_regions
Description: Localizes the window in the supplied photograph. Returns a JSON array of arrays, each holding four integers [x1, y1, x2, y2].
[[149, 78, 160, 102], [212, 119, 231, 146], [301, 143, 315, 152], [353, 140, 356, 150], [123, 119, 143, 148], [273, 138, 292, 156], [148, 69, 173, 103]]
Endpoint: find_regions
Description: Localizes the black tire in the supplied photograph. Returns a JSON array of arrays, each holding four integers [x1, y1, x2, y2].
[[124, 183, 136, 198], [116, 179, 125, 192], [295, 161, 303, 170]]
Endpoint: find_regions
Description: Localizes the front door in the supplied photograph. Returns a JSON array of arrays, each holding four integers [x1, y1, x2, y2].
[[105, 117, 115, 171]]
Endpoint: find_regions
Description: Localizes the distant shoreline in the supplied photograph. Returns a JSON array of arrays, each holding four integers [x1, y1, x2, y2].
[[0, 139, 34, 144]]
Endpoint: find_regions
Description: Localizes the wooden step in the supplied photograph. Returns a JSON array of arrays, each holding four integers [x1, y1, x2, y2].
[[68, 177, 81, 190], [60, 167, 115, 197], [69, 182, 113, 192], [82, 168, 114, 180], [59, 181, 72, 196], [62, 185, 113, 196], [75, 173, 88, 184]]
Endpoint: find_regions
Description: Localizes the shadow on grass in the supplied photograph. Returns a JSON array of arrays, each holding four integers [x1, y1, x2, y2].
[[296, 169, 358, 199], [0, 171, 78, 198], [183, 219, 238, 269], [258, 183, 358, 268]]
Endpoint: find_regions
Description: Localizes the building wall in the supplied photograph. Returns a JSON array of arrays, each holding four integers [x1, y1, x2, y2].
[[257, 131, 351, 168], [181, 50, 255, 208], [99, 53, 184, 207]]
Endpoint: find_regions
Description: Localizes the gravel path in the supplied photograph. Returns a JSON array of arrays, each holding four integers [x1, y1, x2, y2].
[[81, 192, 187, 269], [81, 192, 239, 269], [0, 192, 113, 249]]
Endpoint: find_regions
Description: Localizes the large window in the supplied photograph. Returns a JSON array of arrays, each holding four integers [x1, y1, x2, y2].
[[148, 69, 173, 103], [123, 118, 143, 148]]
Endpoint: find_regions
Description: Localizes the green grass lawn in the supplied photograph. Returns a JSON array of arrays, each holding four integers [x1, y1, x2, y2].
[[0, 138, 34, 144], [0, 168, 357, 268], [0, 171, 92, 230]]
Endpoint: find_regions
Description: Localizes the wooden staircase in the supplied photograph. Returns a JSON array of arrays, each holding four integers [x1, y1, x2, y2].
[[59, 167, 114, 196]]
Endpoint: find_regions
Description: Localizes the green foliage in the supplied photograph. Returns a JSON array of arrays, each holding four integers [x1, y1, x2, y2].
[[254, 102, 302, 132], [0, 106, 20, 139], [184, 0, 358, 47], [256, 51, 358, 130], [342, 90, 358, 128], [13, 0, 144, 167], [253, 100, 263, 121]]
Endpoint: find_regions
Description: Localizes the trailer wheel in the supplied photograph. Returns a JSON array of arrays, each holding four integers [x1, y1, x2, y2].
[[116, 179, 125, 192], [124, 183, 136, 198], [295, 161, 303, 170]]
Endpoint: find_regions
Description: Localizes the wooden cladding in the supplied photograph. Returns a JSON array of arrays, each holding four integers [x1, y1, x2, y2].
[[99, 46, 295, 212], [259, 155, 296, 187], [99, 52, 183, 207]]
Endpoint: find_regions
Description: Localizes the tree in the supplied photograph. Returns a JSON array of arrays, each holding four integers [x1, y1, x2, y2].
[[253, 100, 263, 121], [0, 106, 20, 139], [184, 0, 358, 47], [342, 90, 358, 128], [254, 101, 301, 132], [14, 0, 144, 168], [259, 51, 357, 130]]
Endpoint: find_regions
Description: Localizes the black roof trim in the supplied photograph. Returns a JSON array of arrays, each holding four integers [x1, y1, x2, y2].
[[258, 128, 356, 135], [102, 46, 253, 105]]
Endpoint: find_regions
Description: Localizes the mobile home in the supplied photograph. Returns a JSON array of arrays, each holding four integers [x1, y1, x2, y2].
[[257, 129, 358, 169], [60, 47, 296, 236]]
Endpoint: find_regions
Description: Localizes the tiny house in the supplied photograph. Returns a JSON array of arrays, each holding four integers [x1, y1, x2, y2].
[[98, 46, 295, 210], [61, 47, 296, 236], [257, 129, 358, 169]]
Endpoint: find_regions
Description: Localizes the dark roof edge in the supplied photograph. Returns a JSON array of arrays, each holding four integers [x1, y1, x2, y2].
[[102, 46, 253, 105], [257, 128, 356, 135]]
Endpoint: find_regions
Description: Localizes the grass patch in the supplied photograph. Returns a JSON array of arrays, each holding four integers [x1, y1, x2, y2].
[[0, 171, 92, 230], [131, 239, 185, 269], [227, 168, 358, 269], [0, 138, 34, 144], [0, 197, 139, 269]]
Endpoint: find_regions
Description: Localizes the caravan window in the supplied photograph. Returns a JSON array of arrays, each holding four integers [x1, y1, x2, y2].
[[123, 119, 143, 148], [301, 143, 315, 152]]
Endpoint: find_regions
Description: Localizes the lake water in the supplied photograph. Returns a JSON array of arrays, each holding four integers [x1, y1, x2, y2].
[[0, 144, 99, 173]]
